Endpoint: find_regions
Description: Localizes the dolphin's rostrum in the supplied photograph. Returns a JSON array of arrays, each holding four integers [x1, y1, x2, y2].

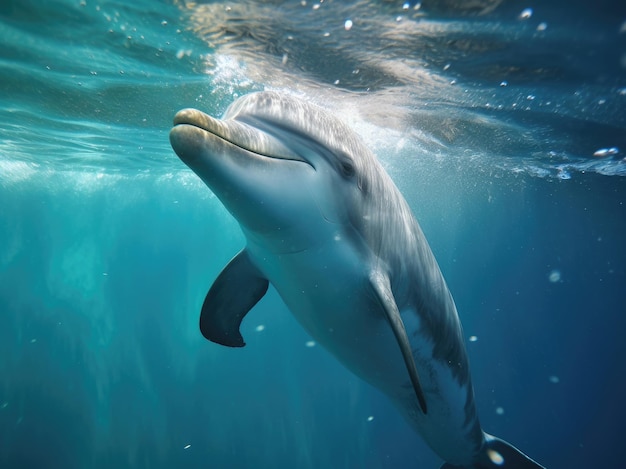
[[170, 91, 545, 469]]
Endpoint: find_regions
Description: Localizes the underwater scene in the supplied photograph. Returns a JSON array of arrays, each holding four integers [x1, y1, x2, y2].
[[1, 0, 625, 468]]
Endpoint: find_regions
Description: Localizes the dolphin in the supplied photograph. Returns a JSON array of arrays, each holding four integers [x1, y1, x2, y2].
[[169, 91, 545, 469]]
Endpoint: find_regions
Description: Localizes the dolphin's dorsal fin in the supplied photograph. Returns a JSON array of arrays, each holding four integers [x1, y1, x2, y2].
[[200, 249, 269, 347], [369, 271, 428, 414]]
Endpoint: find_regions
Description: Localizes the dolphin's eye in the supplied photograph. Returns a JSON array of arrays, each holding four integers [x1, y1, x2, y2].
[[340, 162, 355, 178]]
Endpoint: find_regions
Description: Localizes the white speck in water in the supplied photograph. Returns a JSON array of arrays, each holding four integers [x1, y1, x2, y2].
[[323, 32, 330, 37], [367, 415, 374, 422], [184, 444, 191, 450], [537, 22, 548, 31], [618, 88, 626, 96], [30, 339, 37, 343], [102, 272, 109, 276], [495, 406, 504, 415], [443, 63, 451, 71], [334, 79, 340, 85], [255, 325, 265, 332], [312, 3, 320, 10], [334, 233, 341, 241], [402, 3, 409, 10], [469, 335, 478, 342], [549, 375, 560, 384], [395, 16, 403, 22], [305, 340, 316, 347], [344, 19, 353, 31], [161, 20, 168, 26], [548, 270, 561, 283], [519, 8, 533, 20], [500, 81, 508, 87], [282, 53, 288, 65], [487, 449, 505, 465]]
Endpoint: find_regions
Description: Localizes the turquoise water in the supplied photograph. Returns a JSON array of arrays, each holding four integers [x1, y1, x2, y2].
[[1, 1, 625, 468]]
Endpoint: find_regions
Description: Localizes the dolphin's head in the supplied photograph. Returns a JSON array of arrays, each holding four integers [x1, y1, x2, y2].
[[170, 91, 380, 249]]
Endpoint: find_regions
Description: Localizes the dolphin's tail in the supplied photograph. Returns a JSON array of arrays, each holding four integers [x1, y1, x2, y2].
[[440, 433, 545, 469]]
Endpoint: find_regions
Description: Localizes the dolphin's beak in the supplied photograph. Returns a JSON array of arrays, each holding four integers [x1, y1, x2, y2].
[[172, 108, 308, 164]]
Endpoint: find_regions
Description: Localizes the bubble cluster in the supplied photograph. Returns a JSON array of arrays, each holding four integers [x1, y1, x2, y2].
[[593, 147, 619, 158]]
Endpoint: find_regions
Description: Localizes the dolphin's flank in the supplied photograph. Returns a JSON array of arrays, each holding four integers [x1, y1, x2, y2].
[[169, 91, 545, 469]]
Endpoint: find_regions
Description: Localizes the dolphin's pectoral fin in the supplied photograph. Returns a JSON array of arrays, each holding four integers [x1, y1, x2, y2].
[[200, 249, 269, 347], [369, 271, 428, 414]]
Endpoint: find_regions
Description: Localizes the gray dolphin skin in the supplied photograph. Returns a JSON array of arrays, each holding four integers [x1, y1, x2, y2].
[[169, 91, 545, 469]]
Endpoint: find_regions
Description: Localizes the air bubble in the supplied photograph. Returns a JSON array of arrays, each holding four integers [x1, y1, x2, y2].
[[519, 8, 533, 20], [487, 449, 505, 465], [548, 270, 561, 283]]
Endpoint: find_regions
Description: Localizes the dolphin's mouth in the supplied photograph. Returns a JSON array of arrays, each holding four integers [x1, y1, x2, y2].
[[173, 108, 309, 165]]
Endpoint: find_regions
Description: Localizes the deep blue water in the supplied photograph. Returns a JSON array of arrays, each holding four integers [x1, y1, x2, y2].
[[1, 1, 625, 468]]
